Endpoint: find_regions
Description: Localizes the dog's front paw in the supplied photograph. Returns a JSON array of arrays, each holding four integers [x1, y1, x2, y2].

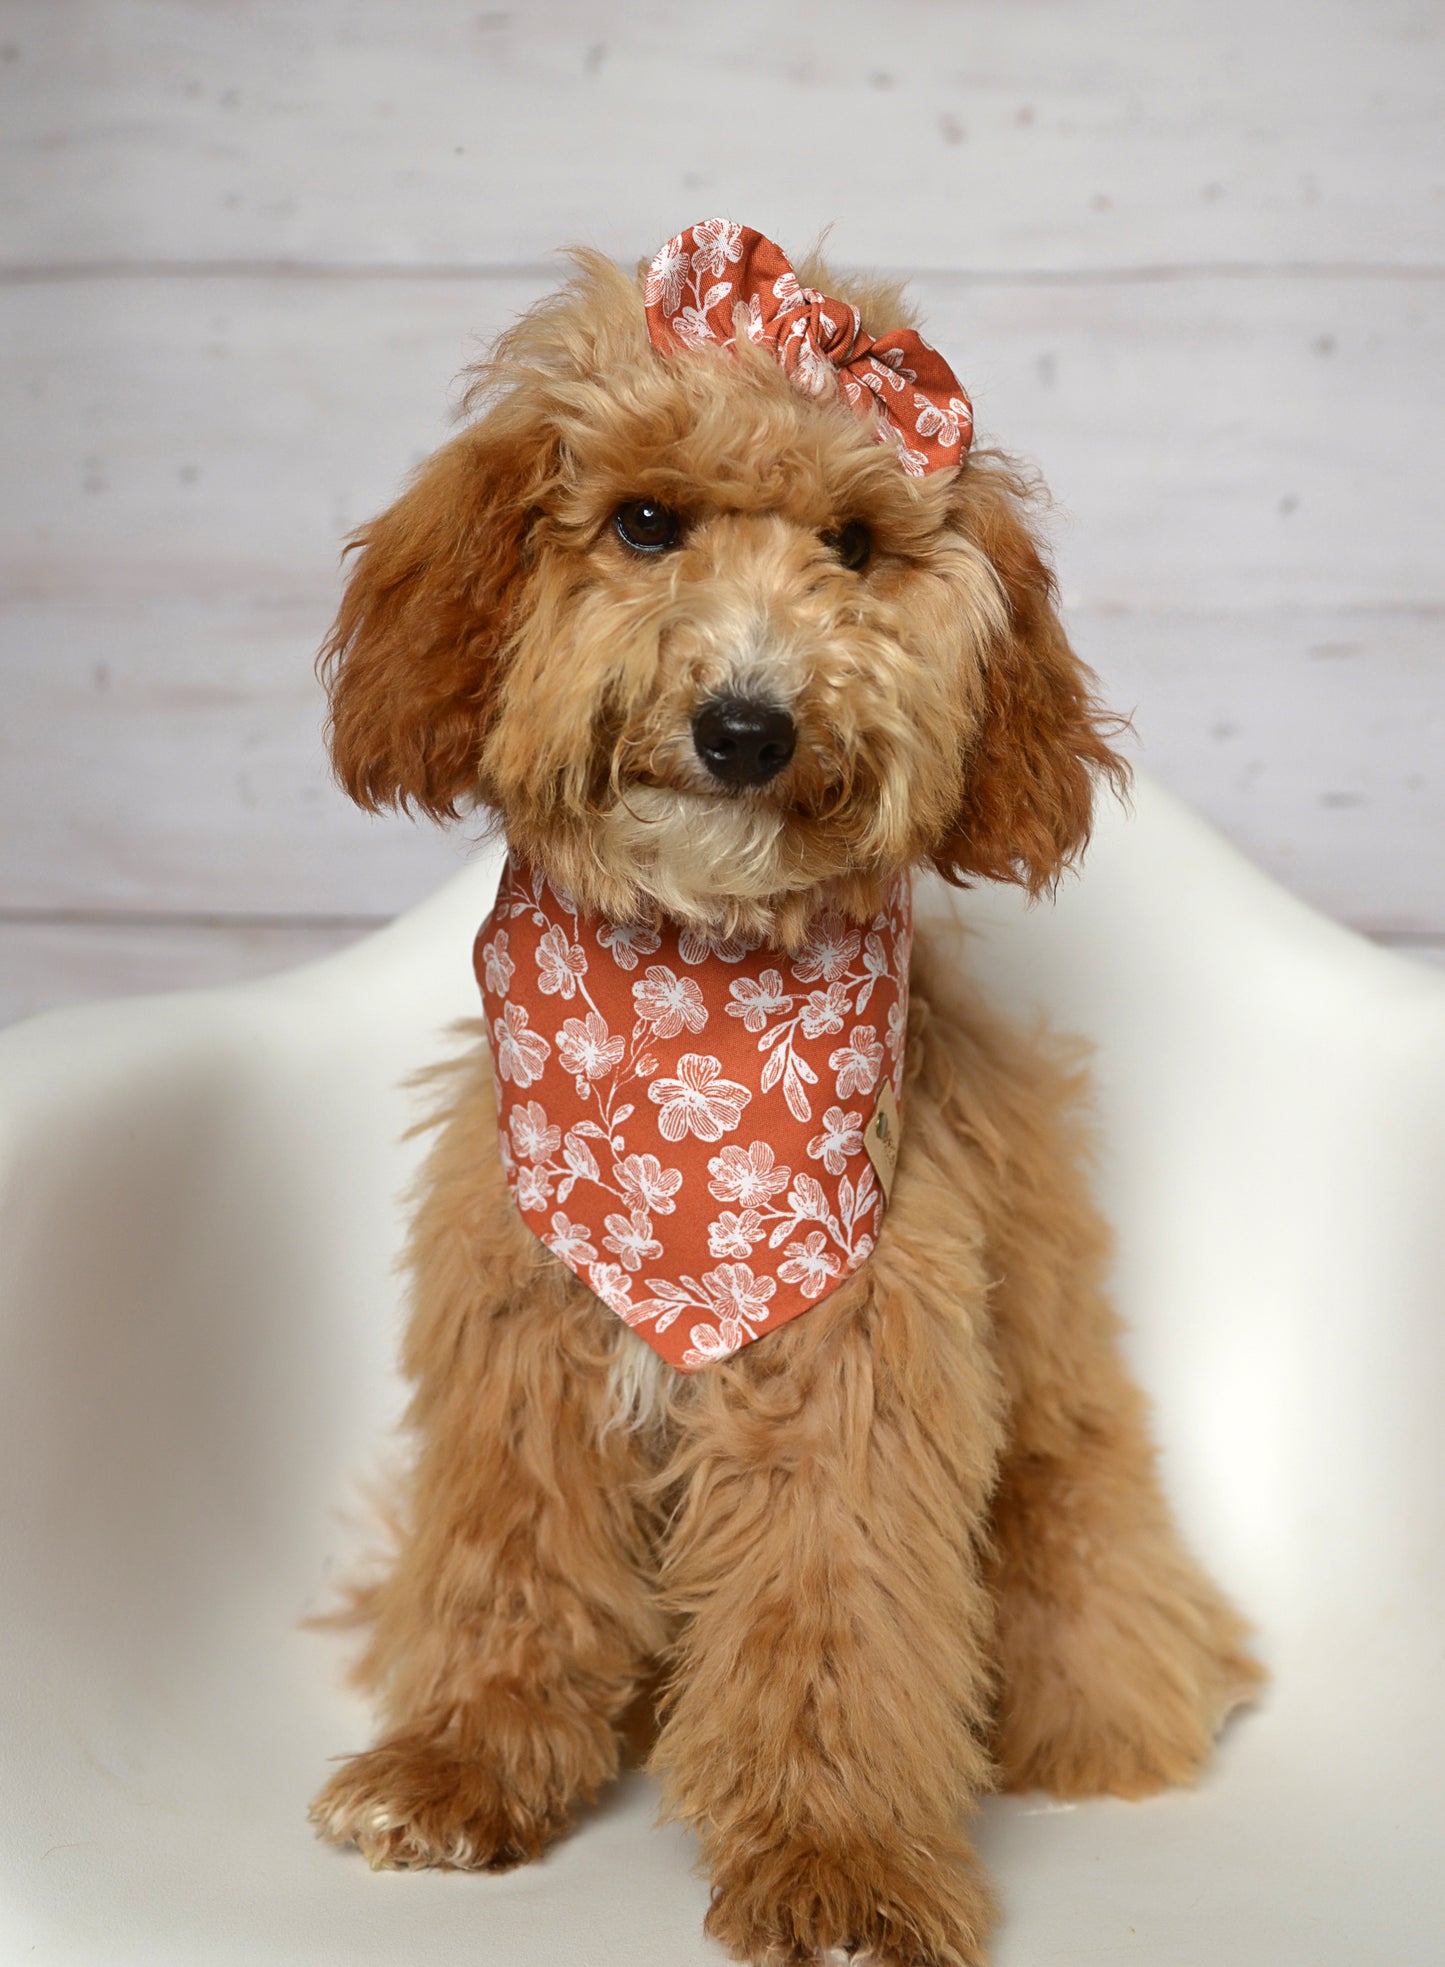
[[310, 1728, 575, 1872], [704, 1832, 995, 1967]]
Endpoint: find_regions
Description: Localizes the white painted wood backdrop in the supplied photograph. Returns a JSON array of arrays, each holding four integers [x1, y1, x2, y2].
[[1, 0, 1441, 1022]]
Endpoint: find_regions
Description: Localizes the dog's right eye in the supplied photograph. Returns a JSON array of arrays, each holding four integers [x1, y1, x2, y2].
[[822, 519, 872, 572], [614, 499, 683, 554]]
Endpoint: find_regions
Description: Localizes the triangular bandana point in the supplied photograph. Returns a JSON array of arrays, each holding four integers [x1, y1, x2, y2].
[[476, 860, 912, 1370]]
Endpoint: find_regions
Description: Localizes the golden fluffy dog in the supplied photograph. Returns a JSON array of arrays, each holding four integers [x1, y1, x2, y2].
[[309, 233, 1261, 1966]]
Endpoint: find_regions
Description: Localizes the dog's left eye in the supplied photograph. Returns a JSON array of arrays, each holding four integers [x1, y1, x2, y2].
[[822, 520, 872, 572], [615, 499, 683, 554]]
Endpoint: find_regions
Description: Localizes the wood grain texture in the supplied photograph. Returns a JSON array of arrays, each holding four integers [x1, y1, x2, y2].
[[0, 0, 1440, 1019], [1084, 609, 1442, 939], [3, 275, 1438, 929], [0, 594, 472, 918], [2, 0, 1441, 273], [5, 271, 1442, 610], [2, 588, 1438, 935]]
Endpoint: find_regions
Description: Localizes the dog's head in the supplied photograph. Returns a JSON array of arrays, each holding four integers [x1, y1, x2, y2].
[[322, 227, 1127, 943]]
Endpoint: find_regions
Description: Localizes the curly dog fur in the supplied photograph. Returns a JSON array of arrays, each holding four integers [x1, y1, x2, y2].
[[309, 243, 1262, 1965]]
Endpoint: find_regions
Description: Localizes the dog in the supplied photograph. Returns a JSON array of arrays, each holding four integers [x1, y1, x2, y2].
[[309, 220, 1261, 1967]]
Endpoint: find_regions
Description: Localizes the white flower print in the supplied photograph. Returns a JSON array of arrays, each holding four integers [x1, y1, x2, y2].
[[772, 270, 805, 313], [492, 1002, 550, 1088], [645, 234, 690, 313], [807, 1106, 864, 1176], [616, 1152, 683, 1216], [631, 1277, 692, 1335], [561, 1126, 601, 1187], [707, 1140, 793, 1205], [557, 1010, 625, 1082], [682, 1322, 743, 1367], [790, 327, 835, 399], [673, 296, 727, 348], [885, 998, 908, 1061], [728, 968, 793, 1034], [690, 217, 745, 278], [633, 965, 707, 1038], [588, 1261, 636, 1315], [800, 981, 850, 1040], [515, 1164, 554, 1211], [856, 930, 891, 1009], [545, 1212, 597, 1266], [778, 1230, 841, 1300], [912, 392, 970, 449], [830, 1025, 883, 1101], [785, 1171, 831, 1223], [603, 1208, 664, 1273], [792, 921, 861, 984], [477, 850, 913, 1369], [536, 922, 587, 998], [857, 351, 912, 395], [678, 925, 756, 965], [649, 1054, 752, 1143], [597, 919, 661, 971], [480, 929, 513, 995], [702, 1261, 776, 1324], [509, 1100, 560, 1164], [708, 1209, 764, 1259]]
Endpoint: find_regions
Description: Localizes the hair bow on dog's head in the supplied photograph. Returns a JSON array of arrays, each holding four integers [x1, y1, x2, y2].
[[644, 219, 973, 477]]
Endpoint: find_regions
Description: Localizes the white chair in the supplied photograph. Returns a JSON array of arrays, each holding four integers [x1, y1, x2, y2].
[[1, 774, 1441, 1964]]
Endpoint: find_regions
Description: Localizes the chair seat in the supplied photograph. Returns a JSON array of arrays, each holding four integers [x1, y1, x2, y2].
[[1, 773, 1441, 1964]]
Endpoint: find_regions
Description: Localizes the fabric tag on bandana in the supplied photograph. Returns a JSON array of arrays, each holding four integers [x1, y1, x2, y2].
[[475, 858, 912, 1371], [863, 1079, 901, 1202]]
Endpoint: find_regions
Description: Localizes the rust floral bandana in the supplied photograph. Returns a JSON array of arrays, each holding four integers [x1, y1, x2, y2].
[[644, 218, 973, 476], [476, 859, 912, 1371]]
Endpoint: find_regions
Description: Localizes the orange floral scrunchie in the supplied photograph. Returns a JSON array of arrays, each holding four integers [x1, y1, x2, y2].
[[644, 218, 973, 476]]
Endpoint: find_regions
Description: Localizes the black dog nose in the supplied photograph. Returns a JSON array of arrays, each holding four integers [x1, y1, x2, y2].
[[691, 696, 797, 788]]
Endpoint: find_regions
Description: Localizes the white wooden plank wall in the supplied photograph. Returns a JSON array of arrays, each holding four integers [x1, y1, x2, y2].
[[1, 0, 1441, 1024]]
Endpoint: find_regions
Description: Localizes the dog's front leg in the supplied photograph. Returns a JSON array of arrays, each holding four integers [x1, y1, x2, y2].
[[653, 1284, 1003, 1967], [311, 1044, 667, 1870]]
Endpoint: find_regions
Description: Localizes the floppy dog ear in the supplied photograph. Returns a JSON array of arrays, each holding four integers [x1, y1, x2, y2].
[[320, 412, 550, 820], [933, 465, 1130, 896]]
